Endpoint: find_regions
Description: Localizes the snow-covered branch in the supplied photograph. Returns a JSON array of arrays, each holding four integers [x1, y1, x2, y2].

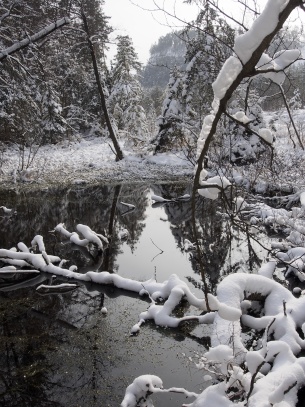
[[0, 2, 18, 24], [54, 223, 108, 250], [224, 110, 274, 146], [2, 225, 305, 405], [194, 0, 303, 189], [277, 83, 305, 149], [0, 17, 70, 61]]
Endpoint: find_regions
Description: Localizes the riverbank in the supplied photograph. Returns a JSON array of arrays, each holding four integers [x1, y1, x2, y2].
[[0, 137, 193, 190], [2, 123, 305, 198]]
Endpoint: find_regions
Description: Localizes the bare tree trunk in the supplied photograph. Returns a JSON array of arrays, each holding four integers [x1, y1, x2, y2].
[[278, 83, 304, 149], [80, 8, 124, 161]]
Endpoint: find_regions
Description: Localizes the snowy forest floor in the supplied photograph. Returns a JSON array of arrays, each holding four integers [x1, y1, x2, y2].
[[1, 110, 305, 194], [0, 137, 193, 190]]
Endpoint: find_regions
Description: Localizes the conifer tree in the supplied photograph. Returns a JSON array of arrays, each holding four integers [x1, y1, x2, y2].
[[154, 66, 183, 152], [109, 35, 149, 148], [153, 3, 234, 154]]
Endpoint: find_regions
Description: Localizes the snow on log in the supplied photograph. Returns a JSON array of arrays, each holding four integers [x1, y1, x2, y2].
[[55, 223, 108, 248], [31, 235, 46, 252], [151, 194, 171, 203], [120, 201, 135, 209], [76, 224, 105, 248], [0, 206, 13, 213], [121, 375, 163, 407], [0, 17, 70, 61], [54, 223, 73, 238]]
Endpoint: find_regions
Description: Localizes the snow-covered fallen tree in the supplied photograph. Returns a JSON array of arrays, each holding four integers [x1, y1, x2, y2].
[[1, 227, 305, 406], [54, 223, 108, 250], [1, 0, 304, 405]]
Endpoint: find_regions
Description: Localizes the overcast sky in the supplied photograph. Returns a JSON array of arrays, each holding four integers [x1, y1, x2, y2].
[[104, 0, 200, 64], [103, 0, 304, 65]]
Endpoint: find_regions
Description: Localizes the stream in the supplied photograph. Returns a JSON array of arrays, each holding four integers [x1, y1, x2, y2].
[[0, 182, 269, 406]]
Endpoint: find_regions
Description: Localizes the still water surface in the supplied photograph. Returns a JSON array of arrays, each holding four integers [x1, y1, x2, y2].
[[0, 182, 267, 406]]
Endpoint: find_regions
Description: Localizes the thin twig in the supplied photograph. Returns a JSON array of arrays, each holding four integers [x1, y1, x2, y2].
[[150, 238, 164, 253]]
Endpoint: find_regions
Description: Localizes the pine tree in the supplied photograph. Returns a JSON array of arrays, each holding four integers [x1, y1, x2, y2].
[[154, 66, 184, 152], [181, 5, 234, 128], [0, 1, 70, 144], [109, 35, 149, 148], [153, 3, 234, 154], [0, 0, 115, 146], [221, 87, 267, 165]]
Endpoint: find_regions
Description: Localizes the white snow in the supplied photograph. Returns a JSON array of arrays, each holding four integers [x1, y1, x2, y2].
[[36, 283, 77, 290], [101, 307, 108, 314], [233, 111, 251, 124], [184, 239, 195, 251], [55, 223, 108, 249], [258, 128, 274, 144], [212, 56, 242, 105], [151, 194, 171, 203], [197, 115, 215, 158], [121, 375, 163, 407], [257, 49, 301, 84], [300, 192, 305, 207], [118, 229, 129, 240], [198, 175, 231, 200], [0, 137, 192, 187], [234, 0, 290, 64], [120, 201, 135, 209], [0, 205, 12, 213], [205, 345, 233, 375], [2, 222, 305, 406], [200, 175, 231, 189]]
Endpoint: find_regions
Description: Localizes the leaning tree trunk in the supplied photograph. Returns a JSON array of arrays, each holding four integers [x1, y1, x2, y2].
[[81, 8, 124, 161]]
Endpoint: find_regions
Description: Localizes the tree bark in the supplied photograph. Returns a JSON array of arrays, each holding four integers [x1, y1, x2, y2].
[[81, 8, 124, 161]]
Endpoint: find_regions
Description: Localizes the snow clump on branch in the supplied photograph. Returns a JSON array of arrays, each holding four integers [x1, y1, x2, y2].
[[2, 230, 305, 405], [197, 0, 299, 163], [54, 223, 108, 249]]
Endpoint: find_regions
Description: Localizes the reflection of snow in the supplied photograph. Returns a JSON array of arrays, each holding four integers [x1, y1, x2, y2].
[[0, 205, 12, 213], [1, 207, 305, 406]]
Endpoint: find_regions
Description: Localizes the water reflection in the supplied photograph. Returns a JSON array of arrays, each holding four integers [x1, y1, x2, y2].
[[0, 182, 267, 406]]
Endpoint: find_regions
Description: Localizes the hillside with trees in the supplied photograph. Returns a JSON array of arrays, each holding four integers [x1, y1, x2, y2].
[[141, 31, 187, 88]]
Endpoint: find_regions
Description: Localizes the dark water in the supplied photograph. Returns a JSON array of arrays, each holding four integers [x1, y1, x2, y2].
[[0, 182, 267, 406]]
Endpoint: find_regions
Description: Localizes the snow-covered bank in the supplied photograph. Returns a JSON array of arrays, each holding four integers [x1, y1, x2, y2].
[[1, 107, 305, 194], [0, 137, 193, 188]]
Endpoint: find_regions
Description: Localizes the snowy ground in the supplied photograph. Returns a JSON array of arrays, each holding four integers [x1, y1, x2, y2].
[[0, 137, 193, 189], [1, 109, 305, 193]]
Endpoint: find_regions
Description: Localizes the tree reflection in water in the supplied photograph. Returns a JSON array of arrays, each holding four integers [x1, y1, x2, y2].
[[0, 182, 267, 406]]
